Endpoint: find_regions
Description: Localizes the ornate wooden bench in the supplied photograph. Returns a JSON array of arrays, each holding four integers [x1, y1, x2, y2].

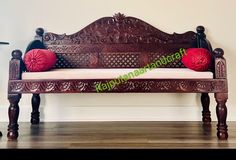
[[7, 13, 228, 140]]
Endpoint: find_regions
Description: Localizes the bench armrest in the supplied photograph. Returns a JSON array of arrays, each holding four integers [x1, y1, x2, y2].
[[9, 50, 25, 80], [213, 48, 227, 79]]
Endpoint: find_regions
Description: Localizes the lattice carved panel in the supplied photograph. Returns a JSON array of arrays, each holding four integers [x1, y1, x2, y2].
[[100, 52, 140, 68], [149, 52, 185, 68], [54, 53, 97, 68]]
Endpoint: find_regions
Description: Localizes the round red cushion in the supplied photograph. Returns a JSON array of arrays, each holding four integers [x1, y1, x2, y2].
[[24, 49, 57, 72], [182, 48, 211, 71]]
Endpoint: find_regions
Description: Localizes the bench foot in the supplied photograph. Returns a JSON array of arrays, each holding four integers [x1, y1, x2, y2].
[[201, 93, 211, 125], [7, 94, 21, 140], [215, 93, 228, 140], [31, 94, 40, 124], [7, 130, 18, 140]]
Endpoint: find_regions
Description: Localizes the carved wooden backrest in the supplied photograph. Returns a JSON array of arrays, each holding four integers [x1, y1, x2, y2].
[[43, 13, 197, 68]]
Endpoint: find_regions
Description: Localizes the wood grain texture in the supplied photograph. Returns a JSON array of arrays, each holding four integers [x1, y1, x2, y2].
[[0, 122, 236, 149]]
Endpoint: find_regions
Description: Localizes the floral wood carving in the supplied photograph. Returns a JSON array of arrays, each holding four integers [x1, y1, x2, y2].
[[43, 14, 197, 69], [113, 13, 126, 22], [215, 59, 227, 78], [43, 15, 196, 45], [9, 60, 21, 80], [9, 79, 227, 94]]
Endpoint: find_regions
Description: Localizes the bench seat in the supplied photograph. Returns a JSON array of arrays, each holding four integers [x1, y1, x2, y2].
[[22, 68, 213, 80]]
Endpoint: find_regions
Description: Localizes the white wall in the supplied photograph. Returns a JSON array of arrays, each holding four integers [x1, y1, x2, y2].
[[0, 0, 235, 122]]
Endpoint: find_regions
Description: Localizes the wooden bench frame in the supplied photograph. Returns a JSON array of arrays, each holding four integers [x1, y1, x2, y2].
[[7, 13, 228, 140]]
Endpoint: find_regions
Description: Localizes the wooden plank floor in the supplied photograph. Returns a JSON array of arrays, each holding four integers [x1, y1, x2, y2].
[[0, 121, 236, 149]]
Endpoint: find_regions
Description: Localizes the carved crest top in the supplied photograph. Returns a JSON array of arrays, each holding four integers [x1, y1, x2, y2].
[[43, 13, 196, 45], [113, 13, 126, 22]]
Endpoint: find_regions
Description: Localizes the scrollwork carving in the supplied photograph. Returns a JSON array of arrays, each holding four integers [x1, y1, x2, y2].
[[179, 81, 188, 91], [42, 14, 197, 69], [8, 79, 227, 94], [43, 14, 196, 46], [75, 81, 89, 92], [11, 82, 24, 92], [45, 82, 56, 92], [25, 82, 40, 92], [59, 82, 72, 91]]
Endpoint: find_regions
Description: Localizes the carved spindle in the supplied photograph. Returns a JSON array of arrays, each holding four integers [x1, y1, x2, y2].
[[8, 50, 23, 140], [34, 28, 44, 42], [36, 28, 44, 36], [31, 94, 40, 124], [213, 48, 228, 140], [11, 49, 22, 60], [214, 48, 224, 58], [197, 26, 212, 126], [215, 93, 228, 140], [25, 28, 45, 53], [7, 94, 21, 140], [196, 26, 206, 38], [196, 26, 206, 48], [196, 26, 214, 71], [201, 93, 211, 125]]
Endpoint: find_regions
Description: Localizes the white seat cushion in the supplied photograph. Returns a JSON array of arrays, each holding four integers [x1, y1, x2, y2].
[[22, 68, 213, 80]]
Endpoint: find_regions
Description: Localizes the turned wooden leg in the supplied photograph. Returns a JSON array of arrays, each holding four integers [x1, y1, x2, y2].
[[215, 93, 228, 140], [31, 94, 40, 124], [201, 93, 211, 125], [8, 94, 21, 140]]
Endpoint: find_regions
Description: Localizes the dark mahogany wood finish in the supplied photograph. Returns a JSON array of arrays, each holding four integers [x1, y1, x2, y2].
[[7, 13, 228, 140], [201, 93, 211, 125], [31, 94, 40, 124]]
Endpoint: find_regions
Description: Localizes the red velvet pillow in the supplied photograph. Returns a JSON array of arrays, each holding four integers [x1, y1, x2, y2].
[[182, 48, 211, 71], [24, 49, 57, 72]]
